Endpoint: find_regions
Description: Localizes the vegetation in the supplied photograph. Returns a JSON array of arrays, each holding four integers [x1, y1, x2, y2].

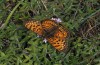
[[0, 0, 100, 65]]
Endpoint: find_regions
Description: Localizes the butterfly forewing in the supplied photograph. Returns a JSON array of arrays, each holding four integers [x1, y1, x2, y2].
[[41, 19, 58, 32], [25, 20, 44, 36]]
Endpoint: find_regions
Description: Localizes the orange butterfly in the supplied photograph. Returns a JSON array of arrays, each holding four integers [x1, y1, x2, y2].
[[24, 19, 69, 52]]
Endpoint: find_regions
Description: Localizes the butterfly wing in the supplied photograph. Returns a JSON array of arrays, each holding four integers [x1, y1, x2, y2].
[[47, 36, 66, 51], [46, 26, 69, 52], [54, 26, 68, 39], [41, 19, 58, 33], [25, 20, 44, 36]]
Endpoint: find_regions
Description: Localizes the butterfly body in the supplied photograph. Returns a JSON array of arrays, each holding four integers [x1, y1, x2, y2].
[[25, 19, 69, 52]]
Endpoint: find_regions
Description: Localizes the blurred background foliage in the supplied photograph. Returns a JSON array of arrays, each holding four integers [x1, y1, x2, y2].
[[0, 0, 100, 65]]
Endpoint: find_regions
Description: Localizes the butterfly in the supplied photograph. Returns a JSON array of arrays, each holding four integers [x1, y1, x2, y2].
[[24, 18, 69, 52]]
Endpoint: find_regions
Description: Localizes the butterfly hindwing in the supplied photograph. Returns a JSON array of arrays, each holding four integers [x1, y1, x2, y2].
[[46, 36, 66, 51]]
